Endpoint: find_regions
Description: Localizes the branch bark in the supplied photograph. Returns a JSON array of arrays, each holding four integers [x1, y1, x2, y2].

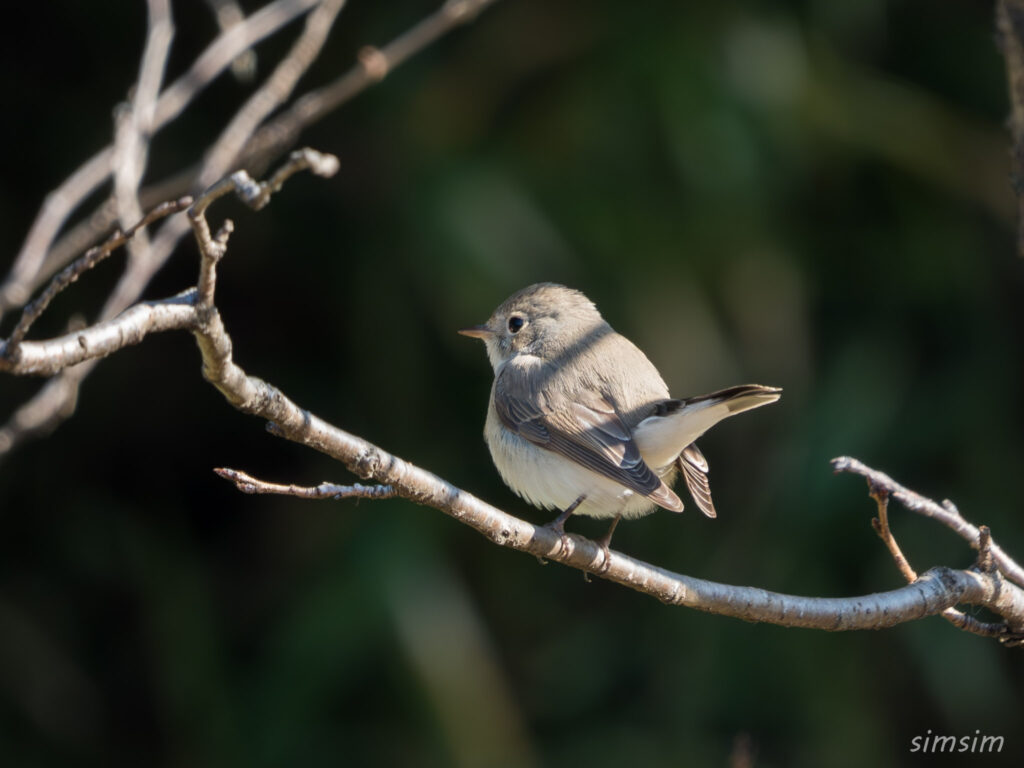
[[2, 150, 1023, 644]]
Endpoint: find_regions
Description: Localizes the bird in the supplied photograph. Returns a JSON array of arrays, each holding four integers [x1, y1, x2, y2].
[[458, 282, 780, 554]]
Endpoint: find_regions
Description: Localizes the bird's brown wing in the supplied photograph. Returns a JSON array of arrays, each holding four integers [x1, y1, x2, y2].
[[494, 366, 683, 512], [678, 443, 716, 518]]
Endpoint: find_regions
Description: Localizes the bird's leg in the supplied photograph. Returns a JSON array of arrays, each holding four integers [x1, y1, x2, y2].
[[544, 494, 585, 556], [593, 513, 622, 574]]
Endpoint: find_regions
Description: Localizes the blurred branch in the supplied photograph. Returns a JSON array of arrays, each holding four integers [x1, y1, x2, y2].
[[998, 0, 1024, 256], [3, 155, 1022, 644], [43, 0, 502, 279], [241, 0, 501, 169], [203, 0, 258, 82], [0, 0, 321, 320], [112, 0, 175, 266], [0, 0, 501, 458], [1, 0, 501, 324], [196, 0, 348, 191]]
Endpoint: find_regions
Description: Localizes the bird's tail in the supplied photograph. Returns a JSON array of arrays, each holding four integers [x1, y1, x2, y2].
[[635, 384, 781, 471], [683, 384, 782, 416]]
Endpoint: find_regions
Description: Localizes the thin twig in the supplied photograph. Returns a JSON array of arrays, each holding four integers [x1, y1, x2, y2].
[[832, 456, 1024, 589], [188, 148, 337, 307], [191, 147, 339, 220], [869, 485, 917, 582], [214, 467, 397, 500], [941, 609, 1020, 642], [977, 525, 995, 573]]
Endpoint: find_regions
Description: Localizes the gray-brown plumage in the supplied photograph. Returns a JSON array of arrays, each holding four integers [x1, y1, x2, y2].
[[459, 283, 780, 544]]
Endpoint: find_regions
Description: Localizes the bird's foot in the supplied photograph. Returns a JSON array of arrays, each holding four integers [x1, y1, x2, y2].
[[542, 517, 571, 558], [543, 494, 585, 558], [592, 514, 621, 575]]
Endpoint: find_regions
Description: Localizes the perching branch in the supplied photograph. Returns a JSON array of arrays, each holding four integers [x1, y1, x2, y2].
[[2, 152, 1023, 643]]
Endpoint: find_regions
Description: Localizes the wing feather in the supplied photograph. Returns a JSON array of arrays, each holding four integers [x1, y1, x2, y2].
[[678, 443, 716, 518], [494, 366, 682, 513]]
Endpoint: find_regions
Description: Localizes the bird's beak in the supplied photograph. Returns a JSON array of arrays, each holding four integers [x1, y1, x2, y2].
[[457, 324, 492, 339]]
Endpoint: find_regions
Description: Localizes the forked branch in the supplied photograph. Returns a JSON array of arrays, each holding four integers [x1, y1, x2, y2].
[[832, 456, 1024, 589], [853, 473, 1017, 642]]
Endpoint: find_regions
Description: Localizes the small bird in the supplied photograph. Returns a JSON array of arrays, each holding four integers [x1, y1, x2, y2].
[[459, 283, 780, 553]]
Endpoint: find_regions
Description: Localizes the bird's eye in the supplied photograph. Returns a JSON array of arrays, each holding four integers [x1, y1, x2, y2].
[[507, 315, 525, 334]]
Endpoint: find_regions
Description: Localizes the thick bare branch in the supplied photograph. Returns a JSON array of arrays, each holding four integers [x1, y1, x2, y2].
[[6, 152, 1022, 643], [0, 293, 198, 377], [181, 167, 1024, 636], [188, 294, 1024, 632]]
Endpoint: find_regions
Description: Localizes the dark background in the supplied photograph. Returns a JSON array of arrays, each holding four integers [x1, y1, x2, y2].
[[1, 1, 1022, 766]]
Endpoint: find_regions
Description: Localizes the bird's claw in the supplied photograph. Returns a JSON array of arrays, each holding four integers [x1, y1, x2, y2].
[[544, 523, 571, 558], [595, 542, 613, 575]]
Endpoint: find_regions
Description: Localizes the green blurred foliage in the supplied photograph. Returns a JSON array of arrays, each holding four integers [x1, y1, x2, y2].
[[1, 1, 1023, 766]]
